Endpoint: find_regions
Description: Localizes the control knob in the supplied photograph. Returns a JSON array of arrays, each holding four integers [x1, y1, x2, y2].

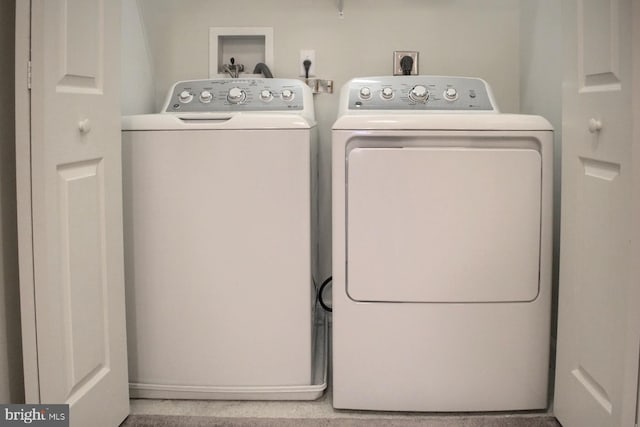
[[178, 90, 193, 103], [199, 90, 213, 103], [359, 87, 372, 100], [409, 85, 429, 103], [227, 87, 246, 104], [260, 89, 273, 102], [444, 87, 458, 101], [281, 89, 295, 102], [380, 87, 394, 100]]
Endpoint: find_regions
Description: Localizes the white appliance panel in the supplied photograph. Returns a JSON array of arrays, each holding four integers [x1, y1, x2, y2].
[[123, 128, 313, 387], [331, 123, 553, 412], [347, 145, 542, 303], [332, 300, 550, 411]]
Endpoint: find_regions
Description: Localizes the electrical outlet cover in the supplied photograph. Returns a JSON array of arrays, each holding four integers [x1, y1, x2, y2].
[[393, 51, 419, 76], [300, 49, 316, 77]]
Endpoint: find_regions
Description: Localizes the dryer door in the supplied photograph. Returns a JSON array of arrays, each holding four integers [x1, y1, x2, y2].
[[346, 144, 541, 303]]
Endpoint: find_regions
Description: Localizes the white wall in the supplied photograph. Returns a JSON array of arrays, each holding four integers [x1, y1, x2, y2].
[[135, 0, 522, 279], [519, 0, 562, 340], [0, 0, 24, 404], [122, 0, 156, 115]]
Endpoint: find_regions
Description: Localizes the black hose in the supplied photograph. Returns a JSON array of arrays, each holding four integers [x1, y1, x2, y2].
[[318, 276, 332, 312], [252, 62, 273, 78]]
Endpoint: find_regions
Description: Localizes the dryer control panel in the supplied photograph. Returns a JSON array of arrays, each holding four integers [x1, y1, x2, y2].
[[163, 79, 306, 113], [344, 76, 498, 112]]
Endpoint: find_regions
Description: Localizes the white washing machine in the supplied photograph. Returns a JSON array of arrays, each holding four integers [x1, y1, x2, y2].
[[332, 76, 553, 411], [121, 78, 326, 400]]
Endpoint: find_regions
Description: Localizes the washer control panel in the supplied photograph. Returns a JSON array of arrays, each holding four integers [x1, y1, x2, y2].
[[164, 79, 305, 113], [346, 76, 496, 111]]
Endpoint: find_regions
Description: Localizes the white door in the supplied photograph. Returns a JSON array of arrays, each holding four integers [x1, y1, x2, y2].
[[16, 0, 129, 425], [554, 1, 640, 426]]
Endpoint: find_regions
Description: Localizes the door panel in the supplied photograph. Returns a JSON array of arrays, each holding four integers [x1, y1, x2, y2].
[[18, 0, 129, 425], [579, 0, 621, 90], [554, 0, 639, 426], [347, 146, 542, 303], [58, 159, 109, 400], [57, 0, 102, 91]]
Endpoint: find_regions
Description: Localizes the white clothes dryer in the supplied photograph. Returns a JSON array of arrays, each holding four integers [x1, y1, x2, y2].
[[122, 79, 326, 400], [332, 76, 553, 411]]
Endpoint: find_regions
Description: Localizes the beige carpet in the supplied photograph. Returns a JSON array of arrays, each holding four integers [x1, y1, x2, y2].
[[121, 415, 561, 426]]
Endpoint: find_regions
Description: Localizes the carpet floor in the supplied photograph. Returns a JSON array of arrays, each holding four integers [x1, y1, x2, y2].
[[121, 414, 561, 427]]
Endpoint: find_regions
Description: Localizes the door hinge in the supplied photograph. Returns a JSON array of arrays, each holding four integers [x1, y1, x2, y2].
[[27, 61, 31, 90]]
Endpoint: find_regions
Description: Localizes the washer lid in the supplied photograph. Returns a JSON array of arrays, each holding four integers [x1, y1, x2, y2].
[[122, 113, 315, 131], [346, 145, 542, 303]]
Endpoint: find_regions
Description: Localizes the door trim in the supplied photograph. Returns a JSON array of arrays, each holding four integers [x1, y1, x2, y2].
[[15, 0, 39, 403], [632, 0, 640, 423]]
